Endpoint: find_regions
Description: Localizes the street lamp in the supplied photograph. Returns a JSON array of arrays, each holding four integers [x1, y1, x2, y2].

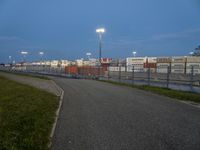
[[39, 51, 44, 57], [39, 51, 44, 63], [189, 52, 194, 56], [8, 56, 12, 64], [86, 52, 91, 60], [132, 51, 137, 57], [96, 28, 105, 77], [20, 51, 28, 62]]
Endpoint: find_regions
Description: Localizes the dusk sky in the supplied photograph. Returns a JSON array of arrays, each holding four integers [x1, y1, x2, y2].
[[0, 0, 200, 63]]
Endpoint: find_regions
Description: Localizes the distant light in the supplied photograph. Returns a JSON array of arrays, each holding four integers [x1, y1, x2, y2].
[[86, 52, 91, 56], [39, 52, 44, 55], [189, 52, 194, 55], [132, 51, 137, 57], [9, 56, 12, 59], [21, 51, 28, 55], [96, 28, 105, 33]]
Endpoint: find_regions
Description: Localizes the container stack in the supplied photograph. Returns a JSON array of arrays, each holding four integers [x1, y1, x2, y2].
[[157, 57, 171, 73], [171, 57, 186, 74], [186, 56, 200, 74]]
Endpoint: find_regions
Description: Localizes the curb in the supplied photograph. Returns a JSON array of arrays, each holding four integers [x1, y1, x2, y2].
[[48, 80, 64, 148]]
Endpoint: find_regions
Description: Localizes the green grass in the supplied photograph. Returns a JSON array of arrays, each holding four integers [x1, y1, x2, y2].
[[0, 70, 50, 80], [0, 76, 59, 150], [100, 80, 200, 103]]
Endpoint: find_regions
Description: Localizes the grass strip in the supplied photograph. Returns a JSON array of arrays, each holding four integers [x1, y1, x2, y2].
[[0, 76, 58, 150], [100, 80, 200, 103], [0, 70, 50, 80]]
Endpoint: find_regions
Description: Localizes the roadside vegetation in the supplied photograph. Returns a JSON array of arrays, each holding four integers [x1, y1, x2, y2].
[[0, 70, 50, 80], [0, 76, 58, 150], [101, 80, 200, 103]]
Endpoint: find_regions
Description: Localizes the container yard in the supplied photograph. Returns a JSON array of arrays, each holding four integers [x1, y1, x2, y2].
[[157, 57, 171, 73], [126, 57, 147, 72], [2, 56, 200, 75]]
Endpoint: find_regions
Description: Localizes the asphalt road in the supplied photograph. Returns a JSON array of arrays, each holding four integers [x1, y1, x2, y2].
[[52, 77, 200, 150]]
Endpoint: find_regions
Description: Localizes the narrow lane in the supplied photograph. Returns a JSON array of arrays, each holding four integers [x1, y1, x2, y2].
[[52, 77, 200, 150]]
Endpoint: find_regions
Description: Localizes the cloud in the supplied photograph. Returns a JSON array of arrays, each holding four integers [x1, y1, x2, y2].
[[150, 27, 200, 41], [87, 27, 200, 50]]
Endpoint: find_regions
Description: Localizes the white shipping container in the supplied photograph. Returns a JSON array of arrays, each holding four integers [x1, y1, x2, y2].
[[186, 63, 200, 74], [186, 56, 200, 63], [109, 67, 126, 72], [157, 68, 168, 73], [126, 57, 147, 66], [147, 57, 157, 63], [172, 57, 186, 63], [171, 62, 185, 74]]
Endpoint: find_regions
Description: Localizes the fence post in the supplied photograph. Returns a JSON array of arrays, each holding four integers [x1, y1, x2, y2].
[[132, 65, 134, 85], [148, 67, 151, 86], [107, 65, 110, 81], [190, 66, 194, 92], [166, 66, 170, 88], [119, 64, 121, 82]]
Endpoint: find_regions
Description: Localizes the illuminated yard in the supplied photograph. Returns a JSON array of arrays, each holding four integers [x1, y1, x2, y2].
[[0, 76, 59, 150]]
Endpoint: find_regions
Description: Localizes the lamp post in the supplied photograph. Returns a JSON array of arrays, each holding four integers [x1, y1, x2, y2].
[[8, 56, 12, 64], [96, 28, 105, 77], [39, 52, 44, 72], [86, 52, 91, 60], [39, 52, 44, 60], [21, 51, 28, 62], [39, 52, 44, 64], [132, 51, 137, 57], [189, 52, 194, 56]]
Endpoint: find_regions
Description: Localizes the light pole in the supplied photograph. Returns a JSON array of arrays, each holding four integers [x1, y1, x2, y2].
[[39, 52, 44, 60], [96, 28, 105, 77], [8, 56, 12, 64], [39, 52, 44, 72], [21, 51, 28, 62], [86, 52, 91, 60], [132, 51, 137, 57], [39, 52, 44, 64], [189, 52, 194, 56]]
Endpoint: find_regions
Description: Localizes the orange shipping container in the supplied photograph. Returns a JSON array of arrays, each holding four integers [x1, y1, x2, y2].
[[144, 63, 157, 68], [65, 66, 78, 74]]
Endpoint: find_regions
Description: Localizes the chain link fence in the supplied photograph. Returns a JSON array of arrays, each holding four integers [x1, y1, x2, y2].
[[0, 63, 200, 93]]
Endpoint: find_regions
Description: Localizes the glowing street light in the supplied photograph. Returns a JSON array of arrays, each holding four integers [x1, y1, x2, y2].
[[39, 51, 44, 66], [132, 51, 137, 57], [20, 51, 28, 62], [86, 52, 91, 60], [8, 56, 12, 64], [96, 28, 105, 33], [189, 52, 194, 56], [39, 51, 44, 56], [96, 27, 105, 77], [21, 51, 28, 55], [39, 51, 44, 60]]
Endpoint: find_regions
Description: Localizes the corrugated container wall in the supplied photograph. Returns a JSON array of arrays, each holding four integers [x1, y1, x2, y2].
[[147, 57, 157, 63], [186, 56, 200, 63], [157, 57, 171, 63], [171, 57, 186, 63]]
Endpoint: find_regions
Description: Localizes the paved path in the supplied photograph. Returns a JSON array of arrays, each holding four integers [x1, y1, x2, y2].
[[52, 77, 200, 150]]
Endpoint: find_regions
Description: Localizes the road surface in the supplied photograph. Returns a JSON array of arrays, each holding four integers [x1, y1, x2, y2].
[[52, 77, 200, 150]]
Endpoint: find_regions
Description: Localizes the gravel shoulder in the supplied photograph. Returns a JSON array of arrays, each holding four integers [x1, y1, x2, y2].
[[0, 72, 61, 96]]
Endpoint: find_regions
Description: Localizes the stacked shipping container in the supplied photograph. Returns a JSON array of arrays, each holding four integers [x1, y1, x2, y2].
[[157, 57, 171, 73], [186, 56, 200, 74], [126, 57, 147, 72], [171, 57, 186, 74], [144, 57, 157, 72]]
